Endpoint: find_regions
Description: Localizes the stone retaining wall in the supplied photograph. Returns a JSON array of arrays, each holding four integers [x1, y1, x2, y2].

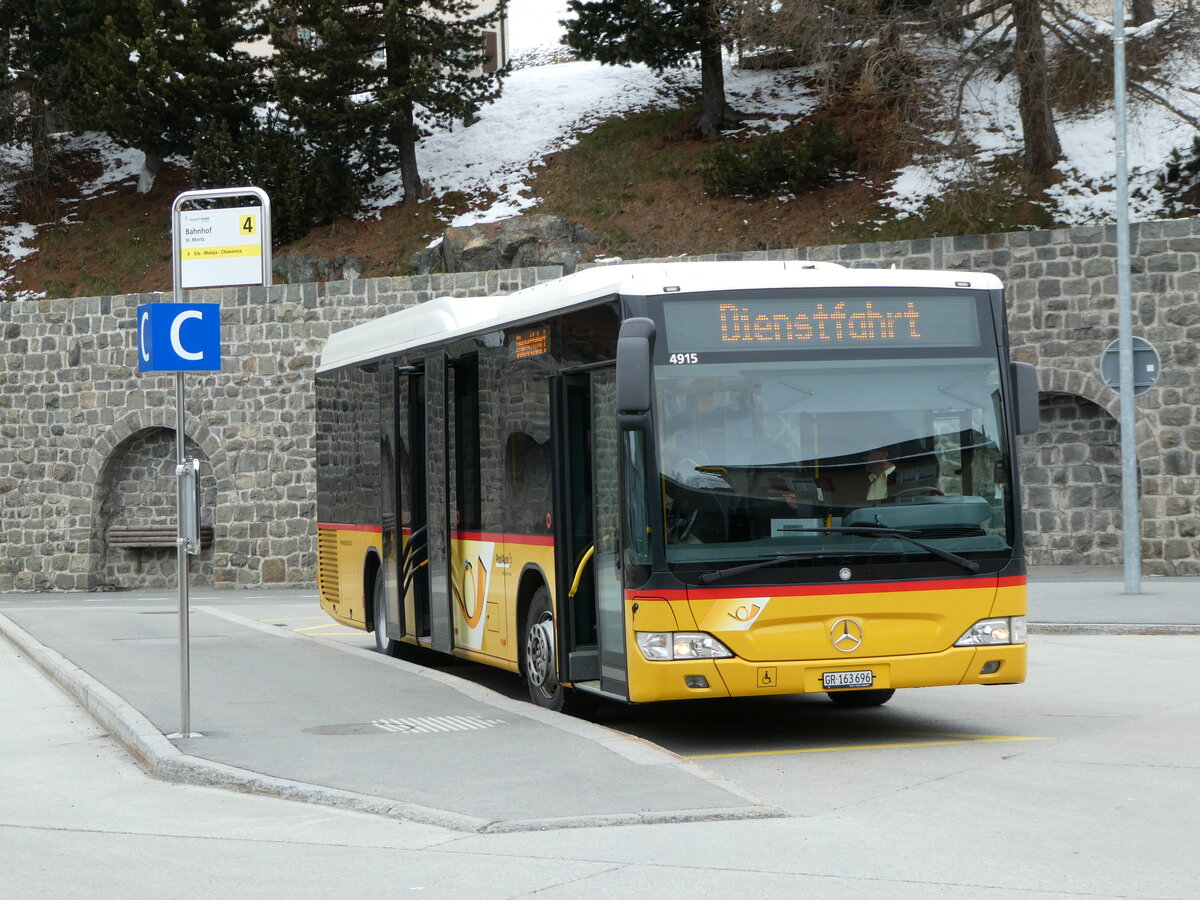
[[2, 219, 1198, 591]]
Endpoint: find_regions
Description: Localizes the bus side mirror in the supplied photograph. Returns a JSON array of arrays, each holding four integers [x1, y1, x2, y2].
[[617, 317, 655, 427], [1011, 361, 1040, 435]]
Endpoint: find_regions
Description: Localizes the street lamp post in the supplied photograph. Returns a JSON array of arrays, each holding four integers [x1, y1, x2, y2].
[[1112, 0, 1141, 594]]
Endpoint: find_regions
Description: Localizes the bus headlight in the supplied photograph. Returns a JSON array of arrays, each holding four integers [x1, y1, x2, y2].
[[636, 632, 734, 660], [955, 616, 1027, 646]]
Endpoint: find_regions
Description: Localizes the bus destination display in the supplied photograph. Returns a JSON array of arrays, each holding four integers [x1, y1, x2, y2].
[[513, 326, 550, 359], [662, 294, 982, 352]]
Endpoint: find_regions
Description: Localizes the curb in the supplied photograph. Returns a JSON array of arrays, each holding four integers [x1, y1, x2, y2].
[[1029, 623, 1200, 635], [0, 610, 781, 832], [9, 603, 1189, 833], [0, 612, 489, 832], [195, 606, 784, 824]]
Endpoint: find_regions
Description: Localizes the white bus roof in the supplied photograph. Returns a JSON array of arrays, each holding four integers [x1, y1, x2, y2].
[[317, 260, 1004, 373]]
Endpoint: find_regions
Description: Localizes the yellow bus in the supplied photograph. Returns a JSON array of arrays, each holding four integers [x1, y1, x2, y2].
[[315, 261, 1038, 713]]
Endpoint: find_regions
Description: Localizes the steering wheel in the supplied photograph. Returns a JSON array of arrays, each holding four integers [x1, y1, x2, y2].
[[671, 509, 699, 542]]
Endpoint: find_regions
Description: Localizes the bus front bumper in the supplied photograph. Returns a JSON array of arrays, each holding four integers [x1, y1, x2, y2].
[[625, 644, 1026, 703]]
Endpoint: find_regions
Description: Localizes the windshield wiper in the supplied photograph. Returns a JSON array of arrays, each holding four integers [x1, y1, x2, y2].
[[694, 526, 979, 585], [829, 526, 980, 573], [695, 549, 892, 585]]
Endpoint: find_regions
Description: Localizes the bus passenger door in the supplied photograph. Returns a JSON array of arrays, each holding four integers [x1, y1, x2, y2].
[[448, 354, 496, 657], [553, 368, 627, 698], [380, 362, 404, 643], [395, 365, 426, 641], [423, 354, 454, 653], [396, 359, 452, 653]]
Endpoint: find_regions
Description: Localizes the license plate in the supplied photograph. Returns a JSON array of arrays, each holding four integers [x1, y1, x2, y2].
[[823, 669, 874, 689]]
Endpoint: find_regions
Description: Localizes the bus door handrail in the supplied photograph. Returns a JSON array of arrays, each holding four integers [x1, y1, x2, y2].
[[568, 544, 596, 598], [400, 524, 428, 598], [401, 558, 429, 599], [402, 525, 427, 570]]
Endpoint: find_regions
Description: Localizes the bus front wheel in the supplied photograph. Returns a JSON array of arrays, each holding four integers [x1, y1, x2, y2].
[[523, 587, 592, 716], [827, 688, 895, 708]]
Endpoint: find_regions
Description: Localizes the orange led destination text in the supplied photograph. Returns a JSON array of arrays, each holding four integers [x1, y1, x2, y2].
[[514, 327, 549, 358], [718, 300, 922, 343]]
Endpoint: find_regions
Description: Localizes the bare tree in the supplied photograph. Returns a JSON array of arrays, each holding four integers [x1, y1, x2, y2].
[[1131, 0, 1156, 27], [729, 0, 923, 112], [727, 0, 1200, 193], [1013, 0, 1062, 188]]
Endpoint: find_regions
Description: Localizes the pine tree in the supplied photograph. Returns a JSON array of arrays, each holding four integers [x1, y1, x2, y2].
[[269, 0, 506, 207], [563, 0, 739, 137], [377, 0, 508, 204], [0, 0, 86, 194], [72, 0, 264, 192], [266, 0, 379, 216]]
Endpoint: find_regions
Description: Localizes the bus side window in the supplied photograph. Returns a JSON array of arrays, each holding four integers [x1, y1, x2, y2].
[[505, 432, 553, 535]]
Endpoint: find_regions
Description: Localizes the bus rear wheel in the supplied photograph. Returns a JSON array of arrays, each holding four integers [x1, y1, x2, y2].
[[372, 575, 396, 657], [827, 688, 895, 708], [522, 587, 593, 717]]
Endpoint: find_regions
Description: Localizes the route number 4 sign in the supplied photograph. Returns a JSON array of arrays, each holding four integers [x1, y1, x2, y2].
[[179, 205, 265, 289]]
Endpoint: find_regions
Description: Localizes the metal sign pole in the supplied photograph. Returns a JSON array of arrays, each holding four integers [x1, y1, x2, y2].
[[1113, 0, 1141, 594], [159, 185, 269, 739], [169, 197, 196, 739], [175, 370, 193, 737], [171, 201, 196, 739]]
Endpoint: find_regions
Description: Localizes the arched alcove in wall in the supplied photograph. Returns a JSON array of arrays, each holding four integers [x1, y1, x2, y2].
[[95, 427, 217, 588], [1018, 392, 1127, 565]]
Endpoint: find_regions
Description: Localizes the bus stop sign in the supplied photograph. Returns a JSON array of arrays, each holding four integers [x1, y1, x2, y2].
[[1100, 336, 1161, 397], [137, 302, 222, 372]]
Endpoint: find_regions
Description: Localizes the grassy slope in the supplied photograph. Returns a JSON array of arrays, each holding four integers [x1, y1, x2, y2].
[[4, 100, 1058, 300]]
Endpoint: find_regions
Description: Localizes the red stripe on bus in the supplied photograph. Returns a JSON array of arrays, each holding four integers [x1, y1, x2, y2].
[[318, 524, 552, 546], [317, 522, 382, 534], [453, 531, 555, 546]]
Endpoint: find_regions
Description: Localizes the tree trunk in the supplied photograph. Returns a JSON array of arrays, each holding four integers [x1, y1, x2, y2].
[[1131, 0, 1155, 26], [395, 101, 423, 204], [385, 33, 422, 204], [694, 32, 740, 137], [28, 92, 53, 189], [692, 0, 740, 137], [137, 150, 164, 194], [1012, 0, 1061, 190]]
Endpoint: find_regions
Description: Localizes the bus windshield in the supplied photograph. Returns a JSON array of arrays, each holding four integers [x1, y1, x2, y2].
[[655, 355, 1014, 579]]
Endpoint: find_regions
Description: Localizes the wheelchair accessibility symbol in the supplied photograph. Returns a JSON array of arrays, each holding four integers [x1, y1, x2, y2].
[[757, 667, 778, 688]]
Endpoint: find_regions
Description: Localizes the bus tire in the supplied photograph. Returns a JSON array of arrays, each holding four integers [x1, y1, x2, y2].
[[372, 575, 396, 657], [827, 688, 895, 708], [522, 586, 593, 717]]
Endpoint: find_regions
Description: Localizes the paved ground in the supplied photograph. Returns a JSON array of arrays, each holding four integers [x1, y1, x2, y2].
[[1027, 567, 1200, 632], [0, 566, 1195, 834], [0, 591, 768, 831], [9, 627, 1197, 899]]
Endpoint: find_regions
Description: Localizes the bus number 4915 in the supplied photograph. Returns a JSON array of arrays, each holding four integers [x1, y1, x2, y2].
[[669, 353, 698, 364]]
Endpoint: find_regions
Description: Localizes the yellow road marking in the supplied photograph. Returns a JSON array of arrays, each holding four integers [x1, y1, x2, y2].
[[688, 734, 1044, 760], [286, 622, 366, 636]]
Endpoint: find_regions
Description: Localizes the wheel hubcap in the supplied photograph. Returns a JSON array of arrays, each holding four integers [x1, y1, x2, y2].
[[526, 613, 557, 695], [374, 583, 387, 652]]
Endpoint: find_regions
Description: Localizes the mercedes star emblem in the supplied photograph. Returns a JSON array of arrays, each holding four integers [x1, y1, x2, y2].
[[830, 617, 864, 652]]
